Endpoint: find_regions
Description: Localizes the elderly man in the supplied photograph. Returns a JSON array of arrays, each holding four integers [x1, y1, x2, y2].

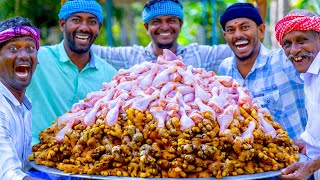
[[91, 0, 233, 72], [26, 0, 117, 145], [276, 9, 320, 180], [218, 3, 307, 141], [0, 16, 42, 180]]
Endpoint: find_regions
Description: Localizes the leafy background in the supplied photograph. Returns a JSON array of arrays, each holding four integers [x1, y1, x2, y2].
[[0, 0, 319, 49]]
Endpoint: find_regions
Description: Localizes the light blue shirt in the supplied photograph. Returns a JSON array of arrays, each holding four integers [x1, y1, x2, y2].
[[91, 42, 233, 72], [0, 82, 32, 180], [26, 41, 117, 145], [219, 44, 307, 140], [300, 52, 320, 159]]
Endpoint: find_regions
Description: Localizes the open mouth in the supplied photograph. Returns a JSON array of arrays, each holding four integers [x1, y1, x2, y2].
[[15, 64, 30, 78], [159, 32, 171, 36], [75, 34, 90, 43], [292, 56, 303, 62], [235, 40, 249, 50]]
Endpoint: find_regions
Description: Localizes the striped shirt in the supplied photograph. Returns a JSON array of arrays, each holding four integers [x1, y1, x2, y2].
[[219, 44, 307, 140], [91, 42, 233, 72], [0, 82, 32, 180]]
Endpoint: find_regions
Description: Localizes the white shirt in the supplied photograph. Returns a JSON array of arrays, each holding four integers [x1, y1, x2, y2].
[[0, 82, 32, 180], [300, 52, 320, 159]]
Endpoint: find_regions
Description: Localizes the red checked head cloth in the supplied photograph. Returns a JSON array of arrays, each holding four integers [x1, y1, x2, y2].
[[275, 14, 320, 45]]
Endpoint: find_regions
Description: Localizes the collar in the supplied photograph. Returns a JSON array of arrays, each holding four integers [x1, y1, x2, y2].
[[58, 41, 97, 69], [144, 42, 186, 59], [306, 52, 320, 75], [0, 82, 32, 110]]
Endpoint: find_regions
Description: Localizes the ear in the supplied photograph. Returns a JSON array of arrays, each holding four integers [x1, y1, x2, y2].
[[144, 23, 148, 30], [59, 19, 66, 32], [258, 24, 265, 41], [144, 23, 150, 35]]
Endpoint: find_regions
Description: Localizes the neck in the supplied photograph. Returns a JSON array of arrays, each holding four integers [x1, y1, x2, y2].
[[152, 43, 178, 57], [0, 80, 25, 103], [236, 45, 261, 78], [64, 43, 90, 72]]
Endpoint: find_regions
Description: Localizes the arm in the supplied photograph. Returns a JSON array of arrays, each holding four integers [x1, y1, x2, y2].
[[199, 44, 233, 73], [91, 44, 145, 70], [23, 176, 43, 180], [280, 156, 320, 180], [0, 110, 28, 180]]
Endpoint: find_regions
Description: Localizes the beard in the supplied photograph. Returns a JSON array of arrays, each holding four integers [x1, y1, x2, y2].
[[65, 31, 97, 54], [156, 42, 174, 49], [235, 50, 255, 61]]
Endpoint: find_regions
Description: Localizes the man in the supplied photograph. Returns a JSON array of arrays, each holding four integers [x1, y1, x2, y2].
[[26, 0, 117, 145], [276, 9, 320, 180], [0, 16, 42, 180], [91, 0, 233, 72], [218, 3, 307, 141]]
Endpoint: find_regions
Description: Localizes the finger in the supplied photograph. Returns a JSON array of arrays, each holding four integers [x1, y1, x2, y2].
[[280, 173, 298, 180], [281, 164, 298, 175]]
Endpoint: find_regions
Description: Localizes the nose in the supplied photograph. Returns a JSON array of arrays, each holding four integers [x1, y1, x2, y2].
[[233, 29, 244, 40], [289, 43, 301, 55], [160, 22, 170, 30], [78, 22, 90, 32], [17, 49, 30, 60]]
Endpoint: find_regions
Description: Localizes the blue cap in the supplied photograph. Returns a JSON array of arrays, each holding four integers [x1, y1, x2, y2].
[[142, 0, 184, 23], [220, 3, 263, 31], [58, 0, 103, 24]]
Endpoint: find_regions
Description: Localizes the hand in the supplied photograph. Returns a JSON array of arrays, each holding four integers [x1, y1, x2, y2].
[[279, 161, 313, 180], [294, 139, 306, 155]]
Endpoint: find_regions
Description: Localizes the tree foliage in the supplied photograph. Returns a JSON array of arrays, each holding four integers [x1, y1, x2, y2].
[[0, 0, 318, 47]]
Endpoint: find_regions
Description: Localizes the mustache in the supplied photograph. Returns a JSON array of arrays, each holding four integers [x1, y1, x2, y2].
[[287, 51, 313, 61]]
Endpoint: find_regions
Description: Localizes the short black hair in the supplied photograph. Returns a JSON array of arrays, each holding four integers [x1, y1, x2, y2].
[[0, 16, 35, 32]]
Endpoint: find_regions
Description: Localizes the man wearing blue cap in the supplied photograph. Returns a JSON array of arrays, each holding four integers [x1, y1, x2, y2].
[[91, 0, 233, 73], [26, 0, 117, 147], [219, 3, 307, 146]]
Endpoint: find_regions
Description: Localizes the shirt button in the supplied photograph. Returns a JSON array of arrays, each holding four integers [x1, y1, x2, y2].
[[267, 100, 270, 103]]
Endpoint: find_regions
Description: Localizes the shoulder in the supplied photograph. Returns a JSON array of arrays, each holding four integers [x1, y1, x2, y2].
[[0, 96, 11, 122], [93, 54, 117, 73], [37, 44, 60, 61], [219, 57, 234, 74], [220, 56, 234, 68]]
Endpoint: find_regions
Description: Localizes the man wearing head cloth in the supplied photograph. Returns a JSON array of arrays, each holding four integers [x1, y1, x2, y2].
[[26, 0, 117, 148], [219, 3, 307, 143], [90, 0, 233, 73], [276, 9, 320, 180], [0, 16, 42, 180]]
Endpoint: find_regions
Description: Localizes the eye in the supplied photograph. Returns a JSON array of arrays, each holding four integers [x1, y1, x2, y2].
[[27, 45, 35, 52], [282, 41, 291, 50], [9, 45, 18, 51], [242, 25, 250, 30], [72, 18, 81, 23], [150, 19, 160, 25], [226, 28, 235, 34], [297, 37, 307, 44], [88, 19, 98, 25]]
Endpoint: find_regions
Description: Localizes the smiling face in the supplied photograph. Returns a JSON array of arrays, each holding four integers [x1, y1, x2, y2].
[[0, 36, 38, 93], [282, 30, 320, 73], [145, 16, 183, 49], [60, 12, 101, 54], [223, 18, 264, 62]]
